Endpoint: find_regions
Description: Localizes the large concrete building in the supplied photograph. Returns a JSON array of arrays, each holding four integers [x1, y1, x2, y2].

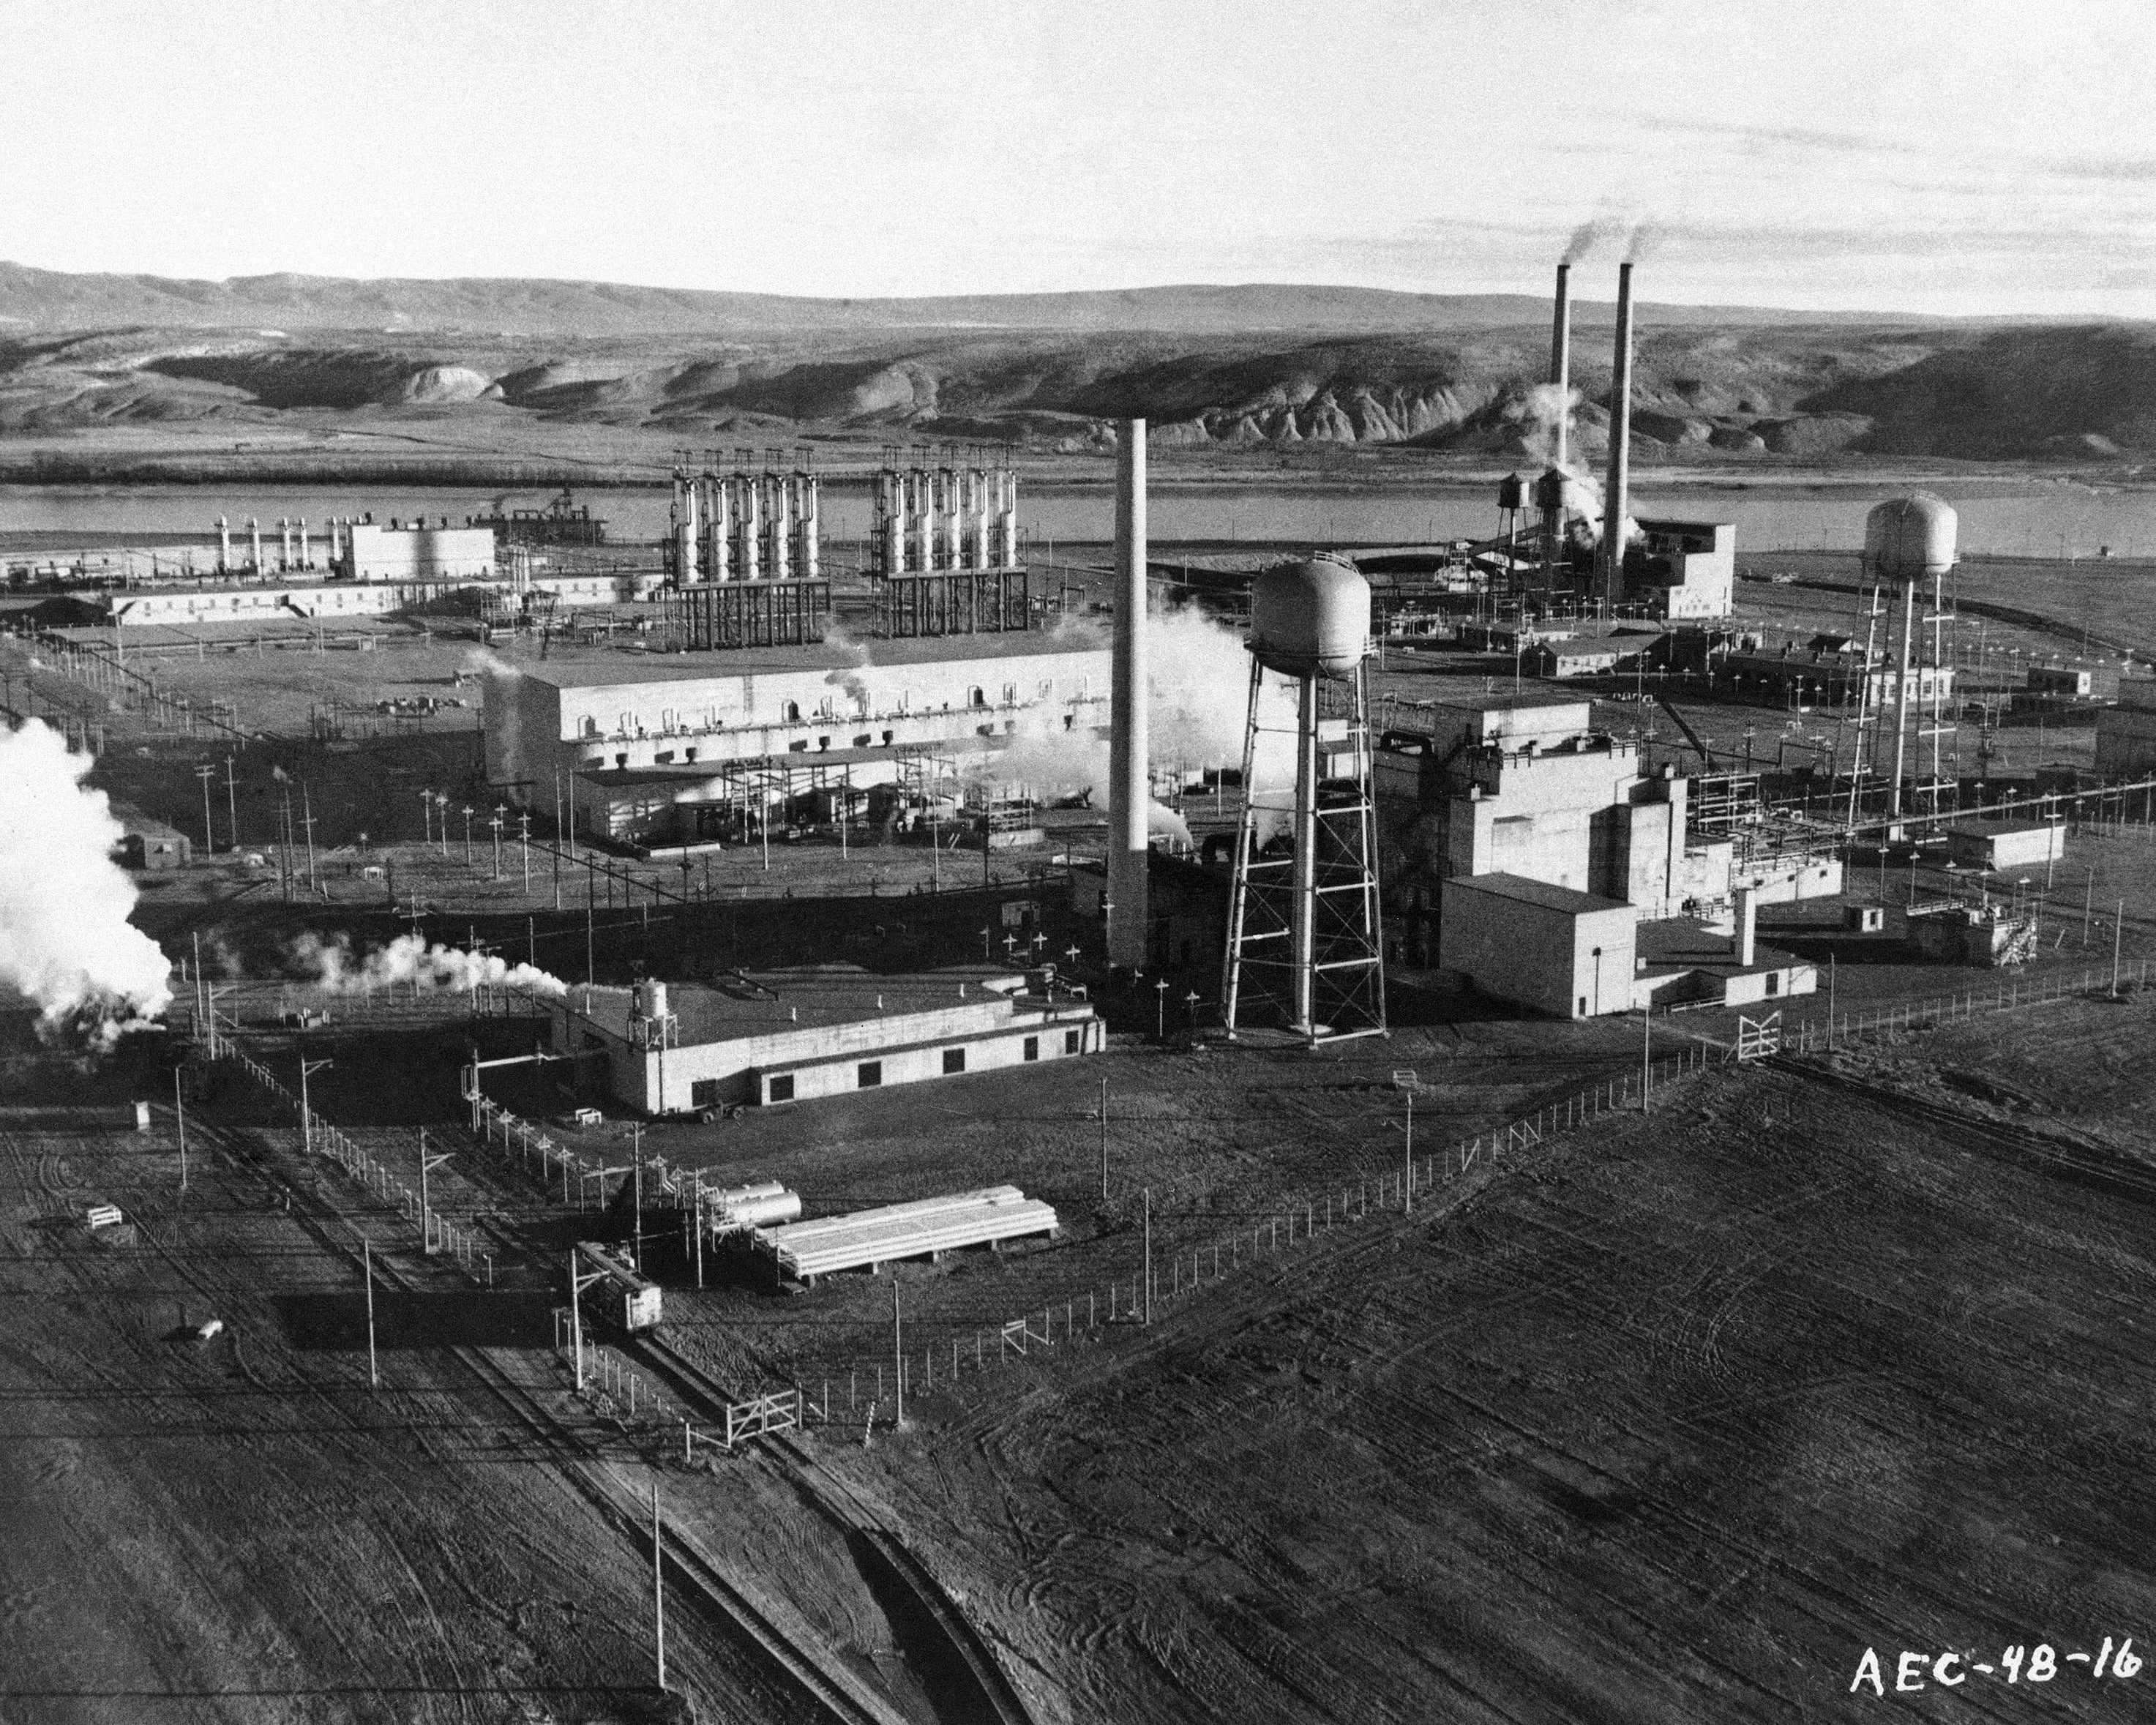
[[552, 967, 1101, 1113], [1620, 518, 1736, 620], [1380, 693, 1826, 1017], [1379, 695, 1696, 914], [484, 632, 1111, 845], [340, 520, 497, 583]]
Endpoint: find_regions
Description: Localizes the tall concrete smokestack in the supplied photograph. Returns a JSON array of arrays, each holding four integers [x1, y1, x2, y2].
[[1549, 261, 1571, 471], [1107, 419, 1149, 971], [1600, 260, 1635, 605]]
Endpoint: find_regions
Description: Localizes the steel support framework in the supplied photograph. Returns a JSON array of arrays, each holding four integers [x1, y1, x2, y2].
[[873, 569, 1030, 638], [1221, 656, 1386, 1043], [667, 580, 830, 650]]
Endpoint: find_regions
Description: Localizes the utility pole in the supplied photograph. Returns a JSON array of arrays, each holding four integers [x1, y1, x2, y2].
[[891, 1276, 905, 1428], [569, 1249, 585, 1391], [173, 1066, 187, 1191], [652, 1482, 667, 1692], [1142, 1186, 1152, 1325], [419, 1130, 451, 1255], [363, 1235, 378, 1390], [302, 782, 317, 891], [1404, 1089, 1415, 1213], [1641, 1006, 1651, 1113], [195, 763, 217, 854], [225, 755, 239, 851], [631, 1122, 643, 1271], [519, 811, 531, 894], [463, 804, 474, 870], [1098, 1074, 1109, 1201], [299, 1057, 333, 1157], [2112, 897, 2125, 997]]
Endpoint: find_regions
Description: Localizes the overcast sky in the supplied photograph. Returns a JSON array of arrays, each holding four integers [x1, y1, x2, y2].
[[11, 0, 2150, 317]]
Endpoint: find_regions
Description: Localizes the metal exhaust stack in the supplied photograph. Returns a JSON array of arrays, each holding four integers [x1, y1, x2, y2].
[[1600, 260, 1635, 606], [1107, 419, 1150, 971], [1549, 261, 1571, 470]]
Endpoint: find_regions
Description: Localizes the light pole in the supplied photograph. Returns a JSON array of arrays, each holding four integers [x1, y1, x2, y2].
[[489, 808, 504, 880], [1640, 1005, 1651, 1114], [1590, 945, 1603, 1017], [421, 789, 433, 848], [1154, 978, 1169, 1039], [462, 805, 474, 870]]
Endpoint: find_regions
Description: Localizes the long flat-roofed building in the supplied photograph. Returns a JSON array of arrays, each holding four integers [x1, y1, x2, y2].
[[553, 966, 1102, 1113], [484, 631, 1109, 844]]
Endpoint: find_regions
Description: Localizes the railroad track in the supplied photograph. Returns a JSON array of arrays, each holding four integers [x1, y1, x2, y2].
[[1767, 1054, 2156, 1208], [632, 1335, 1038, 1725], [199, 1109, 910, 1725]]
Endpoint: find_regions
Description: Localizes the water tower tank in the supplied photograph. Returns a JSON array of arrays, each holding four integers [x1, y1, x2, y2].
[[1497, 471, 1528, 512], [1865, 493, 1957, 580], [1249, 556, 1371, 681]]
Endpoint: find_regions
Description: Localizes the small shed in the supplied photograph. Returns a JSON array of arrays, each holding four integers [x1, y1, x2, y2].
[[114, 823, 193, 871]]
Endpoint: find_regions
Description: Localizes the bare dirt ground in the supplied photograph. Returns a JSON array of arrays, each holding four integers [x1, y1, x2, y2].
[[794, 989, 2156, 1724]]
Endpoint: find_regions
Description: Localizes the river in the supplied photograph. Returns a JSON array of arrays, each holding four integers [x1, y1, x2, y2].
[[4, 479, 2154, 560]]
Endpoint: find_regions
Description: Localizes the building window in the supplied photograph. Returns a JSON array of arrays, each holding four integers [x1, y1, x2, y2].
[[1765, 972, 1779, 995], [968, 686, 987, 708], [942, 1048, 965, 1075], [684, 748, 697, 763], [615, 752, 628, 768], [881, 730, 894, 744], [1063, 1030, 1081, 1054], [768, 1074, 795, 1103], [857, 1061, 882, 1088], [1023, 1037, 1038, 1062], [854, 734, 872, 748], [691, 1079, 719, 1108], [782, 700, 801, 723], [581, 716, 598, 738], [1578, 997, 1587, 1017]]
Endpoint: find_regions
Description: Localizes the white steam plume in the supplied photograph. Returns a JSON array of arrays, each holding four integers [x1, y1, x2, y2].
[[0, 720, 172, 1047], [291, 932, 569, 998], [963, 601, 1295, 818], [821, 618, 874, 711]]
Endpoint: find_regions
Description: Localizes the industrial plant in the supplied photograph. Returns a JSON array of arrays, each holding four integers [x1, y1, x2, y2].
[[7, 245, 2155, 1725]]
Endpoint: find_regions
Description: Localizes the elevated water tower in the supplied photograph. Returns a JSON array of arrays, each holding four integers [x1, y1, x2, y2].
[[1221, 557, 1388, 1043], [1861, 493, 1959, 828]]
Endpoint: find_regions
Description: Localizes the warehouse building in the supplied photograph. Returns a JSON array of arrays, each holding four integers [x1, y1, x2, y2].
[[552, 967, 1102, 1113], [1946, 818, 2066, 871], [484, 631, 1110, 845], [2095, 679, 2156, 778]]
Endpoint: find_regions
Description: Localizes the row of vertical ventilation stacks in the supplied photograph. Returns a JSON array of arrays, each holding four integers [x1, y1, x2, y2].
[[670, 448, 821, 584], [870, 446, 1021, 577]]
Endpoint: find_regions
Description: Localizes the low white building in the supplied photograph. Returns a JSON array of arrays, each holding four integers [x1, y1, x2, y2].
[[552, 967, 1102, 1112]]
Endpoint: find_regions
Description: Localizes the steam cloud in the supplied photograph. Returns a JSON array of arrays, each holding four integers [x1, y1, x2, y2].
[[965, 602, 1296, 834], [0, 719, 173, 1047], [291, 932, 569, 998]]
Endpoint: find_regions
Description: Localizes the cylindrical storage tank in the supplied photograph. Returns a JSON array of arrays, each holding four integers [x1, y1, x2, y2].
[[645, 980, 668, 1020], [711, 1179, 787, 1208], [727, 1191, 803, 1228], [1249, 556, 1371, 680], [1497, 471, 1528, 512], [1865, 493, 1957, 580]]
